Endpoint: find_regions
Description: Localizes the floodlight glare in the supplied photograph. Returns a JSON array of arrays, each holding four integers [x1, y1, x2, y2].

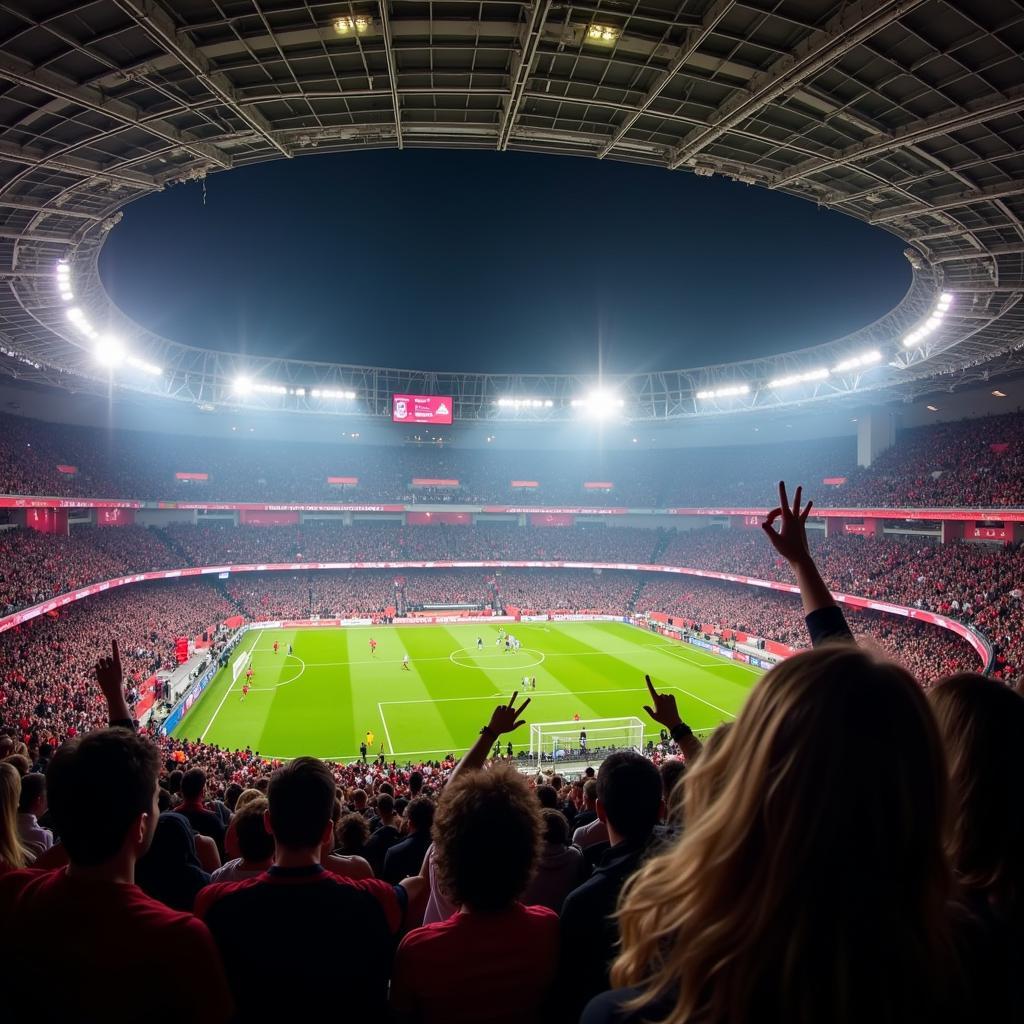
[[95, 336, 126, 368], [586, 23, 621, 42], [333, 15, 372, 34], [767, 368, 829, 389], [253, 383, 288, 395], [696, 384, 750, 400], [232, 376, 253, 394], [902, 293, 954, 347], [832, 350, 882, 374], [572, 390, 625, 417], [311, 388, 356, 400]]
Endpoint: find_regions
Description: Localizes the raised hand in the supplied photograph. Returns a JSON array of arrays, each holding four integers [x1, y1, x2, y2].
[[95, 639, 131, 724], [486, 690, 531, 735], [95, 639, 124, 701], [642, 674, 683, 731], [761, 480, 813, 565]]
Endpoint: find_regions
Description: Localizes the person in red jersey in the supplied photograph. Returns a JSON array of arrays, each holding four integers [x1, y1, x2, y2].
[[0, 640, 232, 1023], [390, 692, 559, 1024], [245, 665, 253, 683], [240, 682, 250, 702], [197, 756, 427, 1020], [369, 636, 378, 656], [272, 639, 279, 654]]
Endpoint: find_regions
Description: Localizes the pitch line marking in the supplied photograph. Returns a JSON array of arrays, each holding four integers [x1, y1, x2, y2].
[[377, 702, 396, 755], [246, 654, 307, 691], [201, 629, 262, 741], [449, 646, 546, 671]]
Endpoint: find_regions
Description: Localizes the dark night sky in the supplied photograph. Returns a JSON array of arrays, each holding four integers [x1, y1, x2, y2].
[[99, 150, 910, 375]]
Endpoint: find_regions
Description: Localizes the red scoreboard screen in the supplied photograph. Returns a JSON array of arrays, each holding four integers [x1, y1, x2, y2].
[[392, 394, 453, 425]]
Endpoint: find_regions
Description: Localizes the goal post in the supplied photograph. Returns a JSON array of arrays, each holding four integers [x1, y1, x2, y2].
[[528, 716, 645, 767], [230, 647, 252, 684]]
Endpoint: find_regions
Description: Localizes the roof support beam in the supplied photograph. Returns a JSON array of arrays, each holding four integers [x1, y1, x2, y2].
[[668, 0, 923, 169], [497, 0, 551, 151], [774, 85, 1024, 187], [600, 0, 734, 160], [114, 0, 290, 159], [377, 1, 403, 149], [0, 199, 102, 220], [927, 242, 1024, 263], [0, 139, 158, 190], [0, 53, 230, 171], [870, 181, 1024, 224], [0, 228, 76, 244]]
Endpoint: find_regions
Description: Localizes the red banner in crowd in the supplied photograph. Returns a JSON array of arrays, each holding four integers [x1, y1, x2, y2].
[[583, 482, 614, 490], [25, 508, 67, 534], [969, 522, 1011, 541], [411, 478, 459, 487], [406, 512, 471, 525], [174, 637, 190, 664], [529, 513, 574, 527], [511, 480, 539, 488], [174, 472, 208, 481], [991, 443, 1010, 454], [56, 465, 77, 475], [239, 509, 300, 526], [822, 477, 847, 485], [327, 476, 359, 485], [96, 508, 135, 527], [134, 675, 160, 719]]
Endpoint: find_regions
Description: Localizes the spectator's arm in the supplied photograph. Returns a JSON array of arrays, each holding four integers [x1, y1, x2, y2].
[[195, 833, 221, 873], [642, 674, 702, 761], [94, 639, 134, 727], [448, 691, 530, 784], [761, 480, 853, 642]]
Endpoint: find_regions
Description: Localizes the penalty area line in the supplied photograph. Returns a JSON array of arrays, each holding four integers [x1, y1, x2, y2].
[[201, 629, 262, 741], [377, 702, 395, 755]]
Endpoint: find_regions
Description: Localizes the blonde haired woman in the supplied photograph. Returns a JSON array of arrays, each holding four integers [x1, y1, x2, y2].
[[586, 643, 964, 1024], [0, 761, 32, 873]]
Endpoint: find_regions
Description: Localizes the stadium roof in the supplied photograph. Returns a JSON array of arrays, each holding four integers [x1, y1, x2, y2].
[[0, 0, 1021, 422]]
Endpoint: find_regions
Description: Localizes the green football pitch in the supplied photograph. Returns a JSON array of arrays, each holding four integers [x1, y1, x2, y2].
[[173, 621, 761, 762]]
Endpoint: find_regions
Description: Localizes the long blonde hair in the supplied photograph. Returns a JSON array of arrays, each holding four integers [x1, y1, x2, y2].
[[612, 645, 958, 1024], [0, 762, 30, 869]]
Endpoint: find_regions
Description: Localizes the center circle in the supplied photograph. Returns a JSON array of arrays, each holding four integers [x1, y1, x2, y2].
[[449, 647, 546, 671]]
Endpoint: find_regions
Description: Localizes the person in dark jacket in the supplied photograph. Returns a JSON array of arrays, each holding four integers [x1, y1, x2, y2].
[[555, 750, 665, 1020], [135, 811, 211, 912], [383, 796, 434, 883]]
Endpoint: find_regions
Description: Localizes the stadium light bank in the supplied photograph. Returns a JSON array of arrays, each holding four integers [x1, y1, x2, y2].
[[901, 293, 954, 348]]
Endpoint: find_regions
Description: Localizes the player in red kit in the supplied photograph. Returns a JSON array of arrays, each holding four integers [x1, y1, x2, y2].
[[241, 682, 250, 702], [369, 638, 378, 656], [246, 666, 254, 683], [273, 640, 279, 654]]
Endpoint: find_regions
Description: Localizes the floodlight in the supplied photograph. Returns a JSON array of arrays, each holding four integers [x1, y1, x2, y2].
[[902, 293, 954, 347], [232, 376, 253, 394], [572, 390, 625, 418], [95, 336, 126, 367], [333, 15, 372, 34], [696, 384, 750, 400], [767, 368, 829, 389], [586, 23, 620, 43], [831, 350, 882, 374], [253, 383, 287, 395], [311, 388, 356, 400]]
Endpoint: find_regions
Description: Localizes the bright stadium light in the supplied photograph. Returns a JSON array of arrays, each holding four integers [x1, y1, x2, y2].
[[94, 335, 126, 368], [832, 350, 882, 374], [253, 383, 287, 395], [311, 388, 357, 400], [586, 23, 621, 43], [55, 261, 74, 301], [232, 376, 253, 395], [333, 15, 372, 34], [902, 292, 954, 347], [571, 391, 625, 418], [696, 384, 750, 400], [767, 368, 830, 389], [496, 397, 553, 409]]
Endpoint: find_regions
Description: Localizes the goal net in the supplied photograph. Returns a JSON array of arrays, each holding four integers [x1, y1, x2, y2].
[[528, 717, 645, 767], [231, 647, 252, 684]]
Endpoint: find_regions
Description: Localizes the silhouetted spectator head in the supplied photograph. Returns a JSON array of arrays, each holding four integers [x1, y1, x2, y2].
[[46, 728, 160, 867], [17, 772, 46, 816], [224, 783, 243, 810], [535, 784, 558, 809], [582, 778, 598, 808], [433, 765, 542, 913], [376, 793, 395, 818], [409, 770, 423, 795], [234, 797, 275, 864], [336, 811, 370, 854], [541, 807, 570, 847], [267, 757, 335, 852], [406, 796, 434, 835], [596, 752, 663, 844], [930, 672, 1024, 917], [180, 768, 206, 802]]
